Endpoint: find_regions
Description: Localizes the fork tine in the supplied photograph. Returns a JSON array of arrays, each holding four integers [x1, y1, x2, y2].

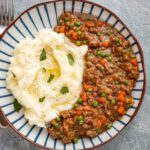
[[8, 0, 14, 24], [0, 0, 14, 26]]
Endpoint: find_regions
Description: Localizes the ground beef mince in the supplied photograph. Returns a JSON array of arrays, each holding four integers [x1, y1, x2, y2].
[[47, 12, 139, 144]]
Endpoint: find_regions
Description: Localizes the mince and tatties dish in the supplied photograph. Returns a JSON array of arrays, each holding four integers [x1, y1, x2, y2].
[[6, 12, 139, 144]]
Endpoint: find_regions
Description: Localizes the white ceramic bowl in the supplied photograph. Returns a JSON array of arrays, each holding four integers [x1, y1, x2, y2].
[[0, 0, 146, 149]]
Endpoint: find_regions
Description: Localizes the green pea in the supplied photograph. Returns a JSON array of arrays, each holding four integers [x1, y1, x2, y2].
[[131, 54, 136, 58], [114, 81, 119, 85], [93, 100, 99, 107], [119, 56, 123, 61], [97, 32, 101, 36], [76, 41, 81, 46], [118, 72, 124, 77], [54, 123, 59, 128], [129, 104, 133, 108], [88, 54, 94, 59], [110, 99, 116, 105], [101, 93, 106, 98], [77, 31, 82, 35], [123, 80, 129, 85], [104, 52, 110, 57], [96, 128, 101, 133], [73, 138, 78, 144], [78, 115, 84, 121], [97, 51, 103, 56], [107, 56, 112, 61], [75, 21, 81, 26], [74, 27, 80, 31], [88, 88, 93, 92], [110, 64, 115, 68], [65, 17, 69, 22], [56, 116, 61, 122], [73, 103, 78, 109], [106, 123, 112, 129], [69, 23, 74, 27], [83, 40, 87, 44], [79, 120, 84, 125], [58, 19, 63, 25], [76, 98, 83, 104]]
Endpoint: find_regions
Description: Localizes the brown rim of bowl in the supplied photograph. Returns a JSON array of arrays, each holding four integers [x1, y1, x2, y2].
[[0, 0, 146, 150]]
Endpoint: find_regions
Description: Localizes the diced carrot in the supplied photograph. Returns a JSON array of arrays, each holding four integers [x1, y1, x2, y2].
[[54, 27, 60, 33], [71, 31, 78, 40], [131, 58, 137, 66], [83, 105, 92, 111], [98, 97, 106, 103], [100, 115, 107, 124], [76, 110, 82, 115], [81, 93, 88, 101], [97, 21, 105, 27], [99, 59, 107, 66], [85, 21, 92, 27], [69, 120, 74, 125], [102, 41, 110, 47], [118, 91, 126, 102], [129, 98, 135, 105], [59, 26, 65, 33], [118, 106, 125, 115], [96, 120, 102, 128], [83, 83, 90, 91], [80, 90, 84, 97]]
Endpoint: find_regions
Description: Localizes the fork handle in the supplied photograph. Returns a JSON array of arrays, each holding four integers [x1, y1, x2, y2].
[[0, 109, 8, 128]]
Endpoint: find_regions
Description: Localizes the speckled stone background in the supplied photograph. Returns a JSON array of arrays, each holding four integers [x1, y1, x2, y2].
[[0, 0, 149, 150]]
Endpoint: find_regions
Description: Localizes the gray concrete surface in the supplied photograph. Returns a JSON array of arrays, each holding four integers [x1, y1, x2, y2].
[[0, 0, 150, 150]]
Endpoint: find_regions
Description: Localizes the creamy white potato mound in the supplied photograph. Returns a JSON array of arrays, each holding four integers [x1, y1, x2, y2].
[[6, 29, 88, 127]]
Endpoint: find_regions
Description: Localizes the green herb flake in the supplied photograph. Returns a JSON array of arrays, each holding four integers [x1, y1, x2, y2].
[[60, 86, 69, 94], [14, 98, 22, 112], [67, 54, 74, 65], [47, 74, 55, 83], [40, 49, 47, 61], [39, 97, 45, 103], [42, 67, 46, 72], [11, 72, 16, 78]]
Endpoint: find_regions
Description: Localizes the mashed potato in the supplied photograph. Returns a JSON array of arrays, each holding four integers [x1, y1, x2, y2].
[[6, 29, 88, 127]]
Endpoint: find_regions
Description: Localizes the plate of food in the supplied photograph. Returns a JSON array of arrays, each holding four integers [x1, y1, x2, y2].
[[0, 0, 146, 149]]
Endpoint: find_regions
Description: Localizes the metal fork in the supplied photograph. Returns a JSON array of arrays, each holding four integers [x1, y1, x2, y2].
[[0, 0, 14, 34], [0, 0, 14, 128]]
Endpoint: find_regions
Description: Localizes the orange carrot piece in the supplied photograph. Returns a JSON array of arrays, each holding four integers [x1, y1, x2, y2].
[[99, 59, 107, 66], [71, 31, 78, 40], [97, 21, 105, 27], [81, 93, 88, 101], [118, 91, 126, 102], [98, 97, 106, 103], [85, 21, 92, 27], [118, 106, 125, 115], [83, 83, 90, 91], [83, 105, 92, 111], [131, 58, 138, 66], [76, 110, 82, 116], [102, 41, 110, 47], [96, 120, 102, 128], [59, 26, 65, 33], [100, 115, 107, 124]]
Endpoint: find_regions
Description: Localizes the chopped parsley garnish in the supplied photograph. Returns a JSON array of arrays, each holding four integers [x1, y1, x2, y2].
[[47, 74, 55, 83], [60, 86, 69, 94], [42, 67, 46, 72], [11, 71, 16, 78], [40, 49, 47, 61], [14, 98, 22, 112], [67, 54, 74, 65], [39, 97, 45, 103]]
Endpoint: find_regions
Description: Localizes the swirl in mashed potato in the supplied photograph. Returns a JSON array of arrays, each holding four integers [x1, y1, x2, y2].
[[6, 29, 88, 127]]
